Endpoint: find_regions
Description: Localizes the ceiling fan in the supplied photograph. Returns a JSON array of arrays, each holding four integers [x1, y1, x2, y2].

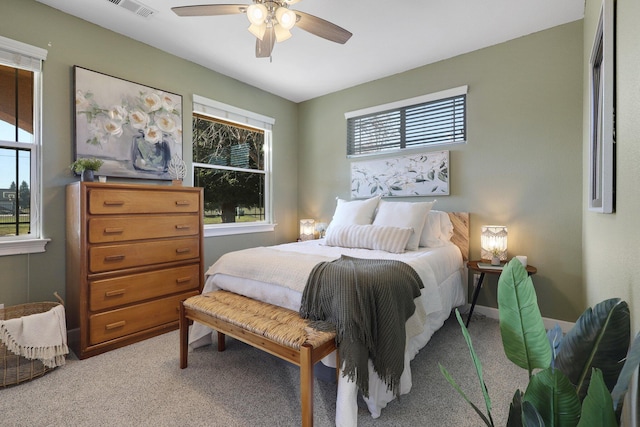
[[171, 1, 352, 58]]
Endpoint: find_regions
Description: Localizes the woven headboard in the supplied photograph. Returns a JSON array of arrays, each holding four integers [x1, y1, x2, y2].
[[447, 212, 469, 262]]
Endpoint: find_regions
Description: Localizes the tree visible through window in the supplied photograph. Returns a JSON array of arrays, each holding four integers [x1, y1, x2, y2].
[[193, 114, 266, 225], [0, 64, 33, 237]]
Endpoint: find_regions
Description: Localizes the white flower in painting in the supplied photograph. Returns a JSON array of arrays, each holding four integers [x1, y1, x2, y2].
[[141, 92, 162, 113], [103, 119, 123, 138], [144, 126, 162, 144], [108, 105, 127, 123], [87, 118, 109, 145], [129, 109, 150, 130], [155, 113, 177, 134], [161, 94, 175, 111], [75, 90, 91, 111]]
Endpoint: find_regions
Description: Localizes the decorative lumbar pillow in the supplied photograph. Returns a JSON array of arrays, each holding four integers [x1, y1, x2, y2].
[[324, 224, 413, 254], [420, 210, 454, 247], [326, 195, 380, 234], [372, 200, 435, 251]]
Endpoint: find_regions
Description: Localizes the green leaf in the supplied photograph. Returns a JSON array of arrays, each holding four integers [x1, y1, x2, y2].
[[439, 363, 493, 426], [555, 298, 630, 400], [498, 258, 552, 376], [522, 400, 546, 427], [507, 390, 525, 427], [524, 367, 581, 427], [577, 368, 617, 427], [455, 309, 494, 424], [611, 332, 640, 416]]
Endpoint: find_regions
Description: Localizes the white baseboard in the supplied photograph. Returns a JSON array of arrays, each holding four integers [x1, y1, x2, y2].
[[463, 304, 575, 333]]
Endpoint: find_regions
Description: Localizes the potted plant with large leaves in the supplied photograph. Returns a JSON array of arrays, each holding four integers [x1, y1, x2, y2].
[[440, 258, 640, 426]]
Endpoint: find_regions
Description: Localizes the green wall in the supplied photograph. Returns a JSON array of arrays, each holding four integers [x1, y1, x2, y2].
[[583, 0, 640, 334], [297, 21, 585, 322], [0, 0, 299, 305]]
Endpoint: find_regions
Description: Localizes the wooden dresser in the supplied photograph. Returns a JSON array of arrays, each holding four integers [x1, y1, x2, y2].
[[66, 182, 203, 359]]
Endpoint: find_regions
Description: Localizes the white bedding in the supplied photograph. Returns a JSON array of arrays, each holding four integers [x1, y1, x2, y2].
[[189, 239, 466, 426]]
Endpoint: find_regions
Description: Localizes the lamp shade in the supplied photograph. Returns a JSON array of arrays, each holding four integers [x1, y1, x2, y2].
[[299, 219, 315, 241], [246, 3, 268, 25], [275, 7, 296, 30], [481, 225, 508, 261]]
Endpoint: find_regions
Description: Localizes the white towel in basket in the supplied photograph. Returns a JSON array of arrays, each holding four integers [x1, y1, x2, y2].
[[0, 304, 69, 368]]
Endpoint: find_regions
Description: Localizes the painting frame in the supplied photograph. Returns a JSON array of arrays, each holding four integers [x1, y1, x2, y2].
[[350, 151, 449, 199], [73, 66, 183, 180]]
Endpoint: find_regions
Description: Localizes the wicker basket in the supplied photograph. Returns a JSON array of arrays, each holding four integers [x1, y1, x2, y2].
[[0, 302, 62, 387]]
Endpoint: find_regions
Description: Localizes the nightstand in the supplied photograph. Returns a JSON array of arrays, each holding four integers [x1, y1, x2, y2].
[[465, 260, 537, 327]]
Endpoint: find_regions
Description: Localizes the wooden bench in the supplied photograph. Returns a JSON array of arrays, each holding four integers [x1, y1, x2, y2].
[[179, 290, 337, 427]]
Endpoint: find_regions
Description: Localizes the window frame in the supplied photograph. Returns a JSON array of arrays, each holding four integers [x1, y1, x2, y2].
[[345, 86, 468, 158], [192, 95, 275, 237], [0, 36, 49, 256]]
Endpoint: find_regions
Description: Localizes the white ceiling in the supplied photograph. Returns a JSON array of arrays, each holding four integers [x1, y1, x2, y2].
[[35, 0, 584, 103]]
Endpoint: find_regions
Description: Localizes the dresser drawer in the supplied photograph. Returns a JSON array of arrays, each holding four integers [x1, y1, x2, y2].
[[89, 291, 198, 345], [88, 188, 200, 215], [89, 215, 199, 243], [89, 264, 200, 311], [89, 237, 200, 273]]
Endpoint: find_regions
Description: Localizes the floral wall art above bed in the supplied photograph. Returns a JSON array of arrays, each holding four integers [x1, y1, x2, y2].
[[73, 66, 183, 180], [351, 151, 449, 198]]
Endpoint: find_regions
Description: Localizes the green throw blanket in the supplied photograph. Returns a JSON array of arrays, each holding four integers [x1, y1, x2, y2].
[[299, 255, 424, 398]]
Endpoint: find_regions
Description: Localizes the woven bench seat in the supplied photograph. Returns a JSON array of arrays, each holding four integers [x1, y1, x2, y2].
[[179, 291, 337, 427]]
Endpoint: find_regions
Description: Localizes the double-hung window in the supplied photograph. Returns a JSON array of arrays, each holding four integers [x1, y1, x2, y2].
[[345, 86, 467, 157], [192, 95, 274, 237], [0, 36, 48, 256]]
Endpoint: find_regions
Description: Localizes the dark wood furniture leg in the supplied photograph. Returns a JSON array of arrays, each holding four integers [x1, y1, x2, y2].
[[466, 272, 485, 327]]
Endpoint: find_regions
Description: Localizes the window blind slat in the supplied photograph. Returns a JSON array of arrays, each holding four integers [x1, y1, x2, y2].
[[347, 93, 466, 156]]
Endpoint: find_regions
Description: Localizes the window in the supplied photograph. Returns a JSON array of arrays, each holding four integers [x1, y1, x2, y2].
[[0, 36, 48, 255], [588, 0, 615, 213], [192, 95, 274, 237], [345, 86, 467, 157]]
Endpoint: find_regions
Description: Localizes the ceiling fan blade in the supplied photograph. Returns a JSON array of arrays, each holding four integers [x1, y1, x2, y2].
[[294, 11, 352, 44], [171, 4, 247, 17], [256, 27, 275, 58]]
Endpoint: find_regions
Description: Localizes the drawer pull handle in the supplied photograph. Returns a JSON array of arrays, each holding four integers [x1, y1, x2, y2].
[[176, 248, 191, 254], [176, 277, 191, 284], [105, 289, 126, 297], [103, 200, 125, 206], [105, 321, 126, 330], [175, 225, 191, 230], [104, 255, 125, 262], [104, 227, 124, 234], [175, 200, 191, 206]]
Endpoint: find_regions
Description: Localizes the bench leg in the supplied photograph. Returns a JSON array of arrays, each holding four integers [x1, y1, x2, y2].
[[217, 331, 226, 352], [300, 344, 313, 427], [179, 301, 188, 369]]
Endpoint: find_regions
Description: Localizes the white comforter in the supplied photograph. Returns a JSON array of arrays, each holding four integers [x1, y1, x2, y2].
[[189, 239, 465, 426]]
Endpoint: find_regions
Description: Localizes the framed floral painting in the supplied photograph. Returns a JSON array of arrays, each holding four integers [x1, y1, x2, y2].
[[351, 151, 449, 198], [73, 66, 183, 180]]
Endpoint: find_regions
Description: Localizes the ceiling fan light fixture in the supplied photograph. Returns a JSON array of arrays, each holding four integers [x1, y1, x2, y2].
[[275, 7, 296, 30], [246, 3, 268, 25], [248, 23, 267, 40], [273, 24, 292, 42]]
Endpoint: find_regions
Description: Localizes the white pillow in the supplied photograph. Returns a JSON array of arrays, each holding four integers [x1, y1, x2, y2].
[[372, 200, 435, 251], [420, 210, 454, 247], [326, 196, 380, 233], [324, 224, 412, 254]]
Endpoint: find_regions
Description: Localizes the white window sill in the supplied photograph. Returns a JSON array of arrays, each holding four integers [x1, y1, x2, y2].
[[0, 238, 50, 256], [204, 223, 276, 238]]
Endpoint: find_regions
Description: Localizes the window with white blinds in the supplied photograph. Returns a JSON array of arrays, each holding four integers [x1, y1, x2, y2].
[[345, 86, 467, 157]]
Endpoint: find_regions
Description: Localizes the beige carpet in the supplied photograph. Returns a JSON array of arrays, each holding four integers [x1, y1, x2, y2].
[[0, 313, 528, 426]]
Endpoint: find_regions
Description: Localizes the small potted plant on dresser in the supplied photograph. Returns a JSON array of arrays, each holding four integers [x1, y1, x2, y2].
[[70, 158, 104, 182]]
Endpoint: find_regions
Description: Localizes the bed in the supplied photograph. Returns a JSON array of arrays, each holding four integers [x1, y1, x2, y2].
[[189, 198, 469, 426]]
